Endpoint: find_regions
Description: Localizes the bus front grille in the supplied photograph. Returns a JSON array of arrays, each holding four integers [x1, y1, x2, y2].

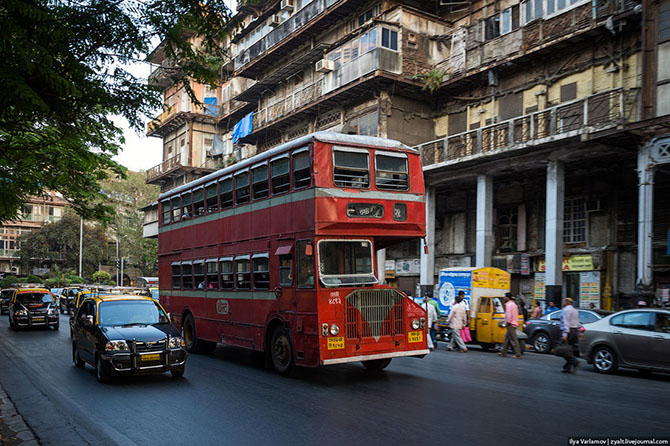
[[345, 289, 405, 341]]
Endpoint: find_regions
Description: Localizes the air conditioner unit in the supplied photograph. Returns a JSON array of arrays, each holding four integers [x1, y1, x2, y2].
[[315, 59, 335, 73], [585, 199, 602, 212], [280, 0, 294, 11], [269, 14, 281, 27]]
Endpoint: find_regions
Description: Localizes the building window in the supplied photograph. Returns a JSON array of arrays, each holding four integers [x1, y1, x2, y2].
[[327, 29, 377, 70], [523, 0, 586, 24], [346, 110, 378, 137], [381, 28, 398, 51], [496, 207, 518, 252], [484, 5, 520, 40], [564, 198, 586, 243]]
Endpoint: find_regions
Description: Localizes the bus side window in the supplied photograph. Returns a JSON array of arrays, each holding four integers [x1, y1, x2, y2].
[[252, 164, 269, 200], [271, 157, 290, 195], [252, 254, 269, 289], [205, 182, 218, 213], [292, 150, 311, 189], [161, 200, 171, 225], [235, 171, 250, 205], [171, 196, 181, 221], [219, 259, 233, 289], [205, 260, 218, 289], [181, 192, 193, 218], [296, 240, 314, 288], [171, 263, 181, 289], [235, 257, 250, 289], [193, 188, 205, 216], [279, 255, 293, 286], [182, 263, 193, 289], [220, 177, 233, 209], [194, 261, 205, 289]]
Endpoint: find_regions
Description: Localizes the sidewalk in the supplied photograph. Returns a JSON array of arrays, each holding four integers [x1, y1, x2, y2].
[[0, 385, 39, 446]]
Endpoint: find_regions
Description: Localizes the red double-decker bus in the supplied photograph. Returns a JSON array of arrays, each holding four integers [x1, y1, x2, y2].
[[158, 132, 428, 374]]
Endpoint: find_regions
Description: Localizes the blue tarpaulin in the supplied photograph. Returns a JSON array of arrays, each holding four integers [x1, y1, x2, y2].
[[204, 97, 218, 116], [233, 112, 254, 143]]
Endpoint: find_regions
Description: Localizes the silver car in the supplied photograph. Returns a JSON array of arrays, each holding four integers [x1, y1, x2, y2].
[[580, 308, 670, 374]]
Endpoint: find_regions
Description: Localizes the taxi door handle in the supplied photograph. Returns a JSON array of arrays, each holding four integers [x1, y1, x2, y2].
[[612, 330, 623, 335], [653, 336, 664, 340]]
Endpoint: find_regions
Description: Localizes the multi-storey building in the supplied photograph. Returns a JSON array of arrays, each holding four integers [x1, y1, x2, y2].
[[145, 0, 670, 308], [0, 193, 68, 275]]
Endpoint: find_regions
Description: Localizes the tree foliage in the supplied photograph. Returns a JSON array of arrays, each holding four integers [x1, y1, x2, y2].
[[0, 0, 236, 223], [18, 212, 111, 277], [92, 270, 112, 284]]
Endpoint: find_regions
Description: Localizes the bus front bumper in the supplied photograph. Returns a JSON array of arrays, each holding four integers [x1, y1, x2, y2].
[[321, 349, 430, 366]]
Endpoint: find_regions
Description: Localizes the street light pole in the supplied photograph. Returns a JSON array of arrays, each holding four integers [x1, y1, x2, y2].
[[78, 217, 83, 278], [116, 238, 119, 286]]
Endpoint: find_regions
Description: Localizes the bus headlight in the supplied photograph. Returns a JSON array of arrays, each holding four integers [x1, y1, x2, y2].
[[411, 319, 420, 330], [329, 324, 340, 336]]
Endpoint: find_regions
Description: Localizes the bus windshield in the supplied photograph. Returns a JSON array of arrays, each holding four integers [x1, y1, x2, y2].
[[317, 240, 377, 287]]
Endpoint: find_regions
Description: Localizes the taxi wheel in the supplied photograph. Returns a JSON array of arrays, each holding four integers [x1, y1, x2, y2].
[[73, 344, 84, 368], [270, 326, 295, 376], [53, 323, 59, 331], [171, 367, 185, 378], [96, 356, 111, 383], [362, 358, 392, 371]]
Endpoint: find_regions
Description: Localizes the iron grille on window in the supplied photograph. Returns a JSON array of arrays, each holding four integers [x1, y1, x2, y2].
[[496, 207, 518, 252]]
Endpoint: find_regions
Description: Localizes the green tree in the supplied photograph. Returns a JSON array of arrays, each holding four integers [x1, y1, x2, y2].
[[92, 270, 112, 284], [0, 0, 236, 223], [18, 212, 111, 278]]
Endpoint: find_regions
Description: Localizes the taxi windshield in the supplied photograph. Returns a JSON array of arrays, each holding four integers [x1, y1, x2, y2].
[[317, 240, 377, 287], [17, 292, 53, 304], [98, 300, 168, 326]]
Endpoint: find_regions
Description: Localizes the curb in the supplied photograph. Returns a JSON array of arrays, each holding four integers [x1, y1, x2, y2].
[[0, 386, 39, 446]]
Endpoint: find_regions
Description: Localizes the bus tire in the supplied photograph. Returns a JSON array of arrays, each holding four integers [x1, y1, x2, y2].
[[182, 313, 216, 354], [362, 358, 392, 371], [270, 326, 295, 375]]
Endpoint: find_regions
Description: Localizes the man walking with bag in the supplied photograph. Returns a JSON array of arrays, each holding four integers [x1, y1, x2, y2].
[[446, 293, 468, 352], [560, 297, 581, 373], [499, 293, 521, 358]]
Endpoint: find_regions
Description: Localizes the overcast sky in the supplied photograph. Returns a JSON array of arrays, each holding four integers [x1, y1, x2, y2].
[[112, 0, 237, 173]]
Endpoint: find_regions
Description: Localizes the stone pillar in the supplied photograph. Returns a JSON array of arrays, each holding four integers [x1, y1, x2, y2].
[[637, 143, 654, 291], [420, 186, 436, 296], [475, 175, 493, 268], [544, 160, 564, 304]]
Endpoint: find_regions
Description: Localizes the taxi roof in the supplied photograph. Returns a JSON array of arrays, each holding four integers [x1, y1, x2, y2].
[[88, 294, 156, 303], [15, 288, 51, 293]]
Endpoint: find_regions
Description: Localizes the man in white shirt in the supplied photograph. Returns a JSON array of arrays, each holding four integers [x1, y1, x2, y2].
[[447, 293, 468, 352], [560, 297, 581, 373], [423, 296, 438, 350]]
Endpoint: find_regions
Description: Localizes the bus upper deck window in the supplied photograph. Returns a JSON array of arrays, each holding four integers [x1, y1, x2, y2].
[[161, 200, 171, 225], [333, 149, 369, 188], [271, 157, 290, 195], [220, 177, 233, 209], [193, 188, 205, 216], [235, 171, 250, 205], [171, 196, 181, 221], [205, 182, 218, 213], [375, 152, 408, 190], [292, 150, 311, 189], [181, 193, 193, 218], [252, 164, 269, 200]]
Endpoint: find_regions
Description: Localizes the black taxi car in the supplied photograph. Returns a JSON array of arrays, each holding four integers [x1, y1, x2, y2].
[[60, 287, 87, 314], [71, 295, 187, 383], [8, 288, 60, 330]]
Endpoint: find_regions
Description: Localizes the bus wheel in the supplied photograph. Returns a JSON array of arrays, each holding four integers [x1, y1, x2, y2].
[[270, 326, 295, 375], [362, 358, 392, 371], [183, 313, 215, 354]]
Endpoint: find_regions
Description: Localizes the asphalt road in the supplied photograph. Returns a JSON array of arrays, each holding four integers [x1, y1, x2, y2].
[[0, 314, 668, 446]]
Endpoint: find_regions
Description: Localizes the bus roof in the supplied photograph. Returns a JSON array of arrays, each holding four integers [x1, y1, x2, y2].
[[159, 132, 415, 201]]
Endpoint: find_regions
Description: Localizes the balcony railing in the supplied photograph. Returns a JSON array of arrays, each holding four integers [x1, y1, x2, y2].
[[415, 88, 639, 168], [234, 0, 327, 72], [253, 78, 323, 129], [148, 64, 183, 88], [146, 153, 182, 183], [0, 249, 20, 258]]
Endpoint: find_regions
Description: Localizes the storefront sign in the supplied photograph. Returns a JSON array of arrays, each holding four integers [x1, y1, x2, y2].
[[385, 260, 396, 279], [579, 271, 600, 309], [537, 255, 595, 272], [534, 273, 546, 301], [395, 259, 420, 276], [472, 267, 510, 290], [521, 254, 530, 275]]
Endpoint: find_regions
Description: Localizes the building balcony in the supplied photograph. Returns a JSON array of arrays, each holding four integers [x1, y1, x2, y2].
[[0, 249, 20, 259], [148, 64, 183, 88], [145, 153, 217, 185], [146, 103, 220, 138], [233, 0, 360, 78], [415, 88, 640, 170]]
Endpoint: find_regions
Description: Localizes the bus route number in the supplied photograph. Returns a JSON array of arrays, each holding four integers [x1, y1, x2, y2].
[[216, 299, 229, 315], [328, 292, 341, 305]]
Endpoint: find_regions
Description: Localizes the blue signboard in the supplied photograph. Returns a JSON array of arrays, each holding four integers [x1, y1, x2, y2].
[[437, 270, 472, 316]]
